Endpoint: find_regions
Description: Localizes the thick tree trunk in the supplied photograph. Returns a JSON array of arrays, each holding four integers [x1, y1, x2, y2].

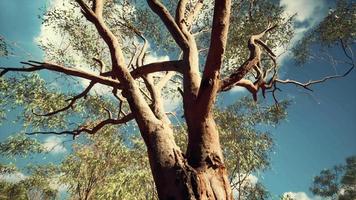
[[141, 120, 233, 200]]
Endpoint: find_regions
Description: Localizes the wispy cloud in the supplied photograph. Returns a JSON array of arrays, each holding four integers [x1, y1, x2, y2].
[[277, 0, 327, 64], [280, 0, 325, 23], [43, 136, 67, 154]]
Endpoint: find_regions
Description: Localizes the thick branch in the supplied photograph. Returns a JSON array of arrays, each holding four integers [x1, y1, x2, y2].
[[197, 0, 231, 117], [176, 0, 189, 29], [14, 61, 122, 88], [76, 0, 127, 80], [147, 0, 189, 50], [130, 60, 184, 78]]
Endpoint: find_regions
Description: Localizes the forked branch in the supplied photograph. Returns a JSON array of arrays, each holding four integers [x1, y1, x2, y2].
[[147, 0, 189, 50]]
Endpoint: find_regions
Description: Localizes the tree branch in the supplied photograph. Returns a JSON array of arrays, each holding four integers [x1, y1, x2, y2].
[[13, 60, 122, 88], [130, 60, 184, 78], [33, 81, 96, 117], [275, 65, 354, 91], [0, 66, 44, 77], [156, 71, 176, 89], [26, 113, 134, 139], [186, 0, 204, 26], [147, 0, 189, 50], [76, 0, 127, 80], [220, 24, 277, 95], [196, 0, 231, 117], [176, 0, 189, 29]]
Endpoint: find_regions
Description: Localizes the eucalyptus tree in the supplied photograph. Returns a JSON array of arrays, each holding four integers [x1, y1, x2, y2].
[[0, 0, 354, 199], [59, 98, 286, 200], [310, 155, 356, 200]]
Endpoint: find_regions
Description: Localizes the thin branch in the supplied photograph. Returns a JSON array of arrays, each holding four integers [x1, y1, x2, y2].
[[275, 65, 354, 90], [112, 90, 127, 117], [33, 81, 96, 117], [0, 66, 44, 77], [157, 71, 176, 89], [220, 24, 277, 94], [26, 113, 134, 139]]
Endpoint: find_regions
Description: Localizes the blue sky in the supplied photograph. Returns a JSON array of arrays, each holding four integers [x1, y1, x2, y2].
[[0, 0, 355, 199]]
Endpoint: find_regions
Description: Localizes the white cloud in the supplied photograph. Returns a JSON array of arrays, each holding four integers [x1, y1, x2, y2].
[[145, 54, 170, 64], [232, 174, 259, 198], [283, 192, 311, 200], [49, 177, 69, 193], [282, 192, 325, 200], [280, 0, 324, 22], [0, 172, 26, 183], [276, 0, 327, 64], [43, 136, 67, 154], [163, 95, 181, 112]]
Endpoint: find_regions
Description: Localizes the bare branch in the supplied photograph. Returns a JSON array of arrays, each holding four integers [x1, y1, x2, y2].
[[275, 65, 354, 90], [93, 0, 105, 17], [220, 24, 277, 94], [26, 113, 134, 139], [0, 66, 44, 77], [176, 0, 189, 29], [76, 0, 127, 80]]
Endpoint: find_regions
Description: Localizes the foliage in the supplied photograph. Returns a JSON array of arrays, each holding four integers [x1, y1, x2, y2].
[[216, 98, 289, 199], [0, 36, 8, 57], [310, 155, 356, 200], [0, 163, 17, 174], [0, 73, 122, 134], [0, 164, 59, 200], [0, 134, 45, 157], [225, 0, 294, 76], [293, 0, 356, 64], [60, 126, 156, 200]]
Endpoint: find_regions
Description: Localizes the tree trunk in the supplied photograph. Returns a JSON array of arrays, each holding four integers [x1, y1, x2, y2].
[[141, 120, 233, 200]]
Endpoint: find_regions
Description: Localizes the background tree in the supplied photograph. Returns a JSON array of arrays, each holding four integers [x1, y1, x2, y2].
[[60, 126, 156, 200], [310, 155, 356, 200], [0, 0, 354, 199]]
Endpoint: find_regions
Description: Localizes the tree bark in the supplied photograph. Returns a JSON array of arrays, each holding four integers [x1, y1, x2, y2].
[[139, 118, 232, 200]]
